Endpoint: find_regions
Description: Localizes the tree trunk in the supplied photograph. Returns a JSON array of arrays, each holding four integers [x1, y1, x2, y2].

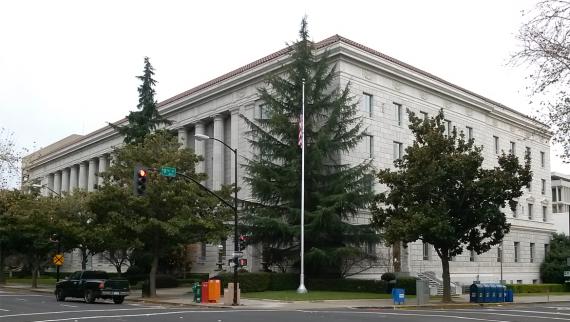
[[0, 244, 5, 285], [393, 241, 401, 272], [441, 256, 452, 303], [31, 264, 38, 289], [149, 238, 159, 297], [81, 248, 88, 270]]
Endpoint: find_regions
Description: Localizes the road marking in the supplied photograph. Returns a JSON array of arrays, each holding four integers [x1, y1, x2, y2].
[[0, 309, 9, 312], [0, 295, 47, 297], [404, 309, 570, 321], [0, 307, 170, 318], [59, 305, 78, 308], [297, 310, 510, 322], [27, 310, 288, 322]]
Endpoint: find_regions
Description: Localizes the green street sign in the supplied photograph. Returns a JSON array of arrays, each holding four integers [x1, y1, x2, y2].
[[160, 166, 177, 178]]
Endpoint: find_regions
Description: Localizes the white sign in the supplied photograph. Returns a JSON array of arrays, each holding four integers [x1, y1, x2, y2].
[[232, 252, 244, 258], [564, 271, 570, 277]]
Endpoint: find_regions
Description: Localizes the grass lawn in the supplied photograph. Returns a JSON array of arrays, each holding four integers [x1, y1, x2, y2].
[[6, 277, 57, 286], [513, 292, 570, 296], [242, 290, 414, 301]]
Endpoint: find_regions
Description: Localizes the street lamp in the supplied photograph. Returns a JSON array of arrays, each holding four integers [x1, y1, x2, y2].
[[194, 133, 239, 306], [31, 183, 61, 197], [499, 245, 503, 285]]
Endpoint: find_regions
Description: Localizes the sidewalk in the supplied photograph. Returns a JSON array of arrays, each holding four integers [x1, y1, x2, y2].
[[3, 284, 570, 310]]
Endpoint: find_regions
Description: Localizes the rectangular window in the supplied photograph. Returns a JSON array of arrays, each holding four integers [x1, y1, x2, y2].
[[514, 242, 520, 262], [528, 203, 533, 220], [362, 93, 372, 116], [517, 280, 523, 284], [363, 135, 374, 159], [393, 141, 403, 161], [394, 103, 403, 126], [541, 151, 545, 168], [545, 243, 550, 256], [533, 279, 538, 284], [423, 242, 430, 260], [200, 242, 207, 260], [510, 141, 516, 154], [527, 180, 532, 192], [497, 245, 503, 263], [543, 206, 547, 222], [494, 136, 499, 154], [526, 146, 531, 158], [530, 243, 535, 263], [366, 242, 376, 255], [445, 120, 452, 136], [553, 188, 557, 202], [420, 111, 428, 120], [541, 179, 546, 195], [466, 126, 473, 141], [470, 250, 476, 262]]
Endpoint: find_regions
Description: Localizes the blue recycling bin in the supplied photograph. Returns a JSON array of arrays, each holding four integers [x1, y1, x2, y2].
[[496, 284, 506, 302], [391, 288, 405, 305], [487, 284, 497, 303], [505, 289, 514, 302], [470, 283, 485, 303]]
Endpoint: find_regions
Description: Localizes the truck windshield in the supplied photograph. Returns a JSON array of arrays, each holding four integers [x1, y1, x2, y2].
[[82, 271, 109, 279]]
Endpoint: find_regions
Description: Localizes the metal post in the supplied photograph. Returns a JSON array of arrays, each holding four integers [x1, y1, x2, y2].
[[56, 240, 61, 282], [297, 79, 307, 294], [499, 246, 503, 285], [233, 147, 239, 306]]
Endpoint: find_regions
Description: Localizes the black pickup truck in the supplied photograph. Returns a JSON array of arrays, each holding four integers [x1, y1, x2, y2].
[[54, 270, 130, 304]]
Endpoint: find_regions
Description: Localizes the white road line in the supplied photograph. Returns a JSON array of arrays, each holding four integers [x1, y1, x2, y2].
[[402, 309, 570, 321], [0, 307, 169, 318], [59, 305, 78, 308], [0, 295, 47, 297], [28, 310, 291, 322], [0, 309, 9, 312], [297, 310, 510, 322], [456, 308, 570, 316]]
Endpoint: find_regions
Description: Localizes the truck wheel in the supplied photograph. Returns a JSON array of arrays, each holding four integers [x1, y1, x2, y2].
[[113, 296, 125, 304], [84, 290, 96, 304], [55, 289, 66, 302]]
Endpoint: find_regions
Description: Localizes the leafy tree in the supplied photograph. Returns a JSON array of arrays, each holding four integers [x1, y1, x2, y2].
[[371, 110, 532, 302], [110, 57, 171, 144], [513, 0, 570, 162], [0, 189, 24, 284], [242, 18, 377, 277], [96, 131, 230, 296], [8, 194, 60, 288], [57, 191, 105, 270], [541, 233, 570, 283]]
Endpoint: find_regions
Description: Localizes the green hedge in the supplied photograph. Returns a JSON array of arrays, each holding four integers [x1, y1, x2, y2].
[[506, 283, 568, 293], [214, 272, 416, 294]]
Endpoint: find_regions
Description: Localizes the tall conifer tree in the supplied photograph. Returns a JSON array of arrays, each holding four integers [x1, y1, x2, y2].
[[111, 57, 171, 144], [242, 18, 378, 277]]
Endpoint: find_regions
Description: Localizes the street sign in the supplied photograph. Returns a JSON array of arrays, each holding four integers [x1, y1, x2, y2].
[[567, 257, 570, 266], [564, 271, 570, 277], [53, 254, 64, 266], [232, 252, 244, 258], [160, 167, 177, 177]]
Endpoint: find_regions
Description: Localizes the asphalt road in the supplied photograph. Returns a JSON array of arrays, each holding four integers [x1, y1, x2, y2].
[[3, 289, 570, 322]]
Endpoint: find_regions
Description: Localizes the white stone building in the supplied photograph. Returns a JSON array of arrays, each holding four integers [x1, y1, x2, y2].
[[551, 172, 570, 235], [22, 35, 554, 285]]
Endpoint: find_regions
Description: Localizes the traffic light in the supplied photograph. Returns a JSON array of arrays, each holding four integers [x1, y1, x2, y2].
[[133, 165, 148, 196], [239, 235, 247, 251]]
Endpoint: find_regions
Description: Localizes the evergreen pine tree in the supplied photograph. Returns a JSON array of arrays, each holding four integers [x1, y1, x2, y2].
[[242, 18, 378, 277], [111, 57, 172, 144]]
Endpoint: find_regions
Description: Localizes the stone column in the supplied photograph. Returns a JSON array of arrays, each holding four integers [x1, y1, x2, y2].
[[40, 176, 49, 196], [53, 171, 61, 194], [213, 114, 225, 190], [178, 127, 188, 149], [98, 155, 107, 188], [69, 165, 78, 192], [47, 173, 55, 194], [78, 162, 88, 190], [87, 159, 97, 192], [61, 168, 70, 193], [194, 122, 206, 174], [230, 109, 239, 195]]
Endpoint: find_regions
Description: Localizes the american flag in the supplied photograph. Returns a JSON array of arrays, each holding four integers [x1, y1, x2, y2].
[[298, 116, 303, 147]]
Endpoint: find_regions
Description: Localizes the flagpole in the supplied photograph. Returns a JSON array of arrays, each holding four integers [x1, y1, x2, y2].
[[297, 78, 307, 294]]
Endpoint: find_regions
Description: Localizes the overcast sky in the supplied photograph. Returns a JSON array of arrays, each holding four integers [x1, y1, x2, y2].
[[0, 0, 567, 186]]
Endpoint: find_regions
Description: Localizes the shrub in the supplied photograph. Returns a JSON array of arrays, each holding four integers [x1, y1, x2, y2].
[[306, 278, 389, 293], [269, 273, 298, 291], [506, 283, 567, 293], [394, 277, 417, 295], [381, 272, 396, 282], [217, 272, 272, 293]]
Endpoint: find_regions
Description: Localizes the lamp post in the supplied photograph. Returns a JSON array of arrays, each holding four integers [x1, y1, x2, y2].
[[31, 183, 61, 197], [499, 245, 503, 285], [195, 133, 239, 306]]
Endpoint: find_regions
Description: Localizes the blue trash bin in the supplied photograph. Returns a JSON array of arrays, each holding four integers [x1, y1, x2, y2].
[[391, 288, 405, 305], [496, 284, 506, 302], [470, 283, 482, 303], [505, 289, 514, 302]]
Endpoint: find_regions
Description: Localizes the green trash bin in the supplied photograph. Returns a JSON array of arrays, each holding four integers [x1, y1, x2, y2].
[[192, 282, 202, 303]]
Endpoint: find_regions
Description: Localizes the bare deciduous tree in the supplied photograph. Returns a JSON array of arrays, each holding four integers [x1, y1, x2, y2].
[[512, 0, 570, 162]]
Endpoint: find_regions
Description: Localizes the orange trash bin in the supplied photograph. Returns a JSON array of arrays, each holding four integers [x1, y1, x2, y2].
[[208, 279, 221, 303], [201, 281, 209, 303]]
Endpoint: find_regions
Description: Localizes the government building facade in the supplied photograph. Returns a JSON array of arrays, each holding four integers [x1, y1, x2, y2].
[[22, 35, 554, 288]]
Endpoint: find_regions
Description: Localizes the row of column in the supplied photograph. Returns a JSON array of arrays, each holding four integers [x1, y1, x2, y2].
[[45, 155, 109, 196], [177, 110, 239, 191]]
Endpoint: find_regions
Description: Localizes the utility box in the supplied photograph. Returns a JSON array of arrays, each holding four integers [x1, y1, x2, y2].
[[416, 279, 430, 305], [223, 282, 240, 305]]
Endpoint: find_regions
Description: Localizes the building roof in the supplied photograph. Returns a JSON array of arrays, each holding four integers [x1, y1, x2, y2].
[[552, 172, 570, 182]]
